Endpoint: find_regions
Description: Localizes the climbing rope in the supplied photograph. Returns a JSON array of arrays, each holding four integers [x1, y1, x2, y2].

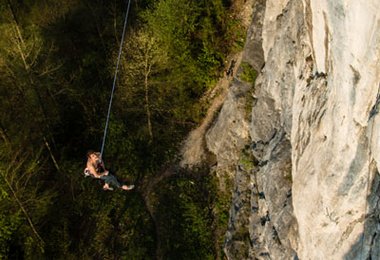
[[100, 0, 132, 158]]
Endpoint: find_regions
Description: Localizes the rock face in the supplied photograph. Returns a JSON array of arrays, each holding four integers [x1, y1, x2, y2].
[[291, 1, 380, 259], [203, 0, 380, 259]]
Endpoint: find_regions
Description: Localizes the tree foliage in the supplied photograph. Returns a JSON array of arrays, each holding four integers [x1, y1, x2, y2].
[[0, 0, 244, 258]]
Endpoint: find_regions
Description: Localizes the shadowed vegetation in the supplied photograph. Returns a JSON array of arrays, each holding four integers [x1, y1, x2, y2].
[[0, 0, 246, 258]]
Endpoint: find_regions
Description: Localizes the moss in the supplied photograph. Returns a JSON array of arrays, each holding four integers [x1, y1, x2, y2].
[[284, 171, 293, 183], [229, 227, 250, 259], [233, 225, 250, 242], [238, 62, 258, 121], [239, 62, 257, 85], [227, 18, 247, 53], [283, 161, 293, 183], [239, 146, 254, 172], [244, 93, 255, 122]]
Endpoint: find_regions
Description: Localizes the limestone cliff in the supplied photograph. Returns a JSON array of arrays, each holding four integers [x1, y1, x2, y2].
[[183, 0, 380, 259]]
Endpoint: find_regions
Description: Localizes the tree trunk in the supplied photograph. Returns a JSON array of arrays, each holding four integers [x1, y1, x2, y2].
[[144, 58, 153, 141], [7, 0, 59, 167]]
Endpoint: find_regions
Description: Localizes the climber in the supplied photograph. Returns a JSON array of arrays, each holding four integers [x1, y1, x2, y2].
[[84, 150, 134, 191]]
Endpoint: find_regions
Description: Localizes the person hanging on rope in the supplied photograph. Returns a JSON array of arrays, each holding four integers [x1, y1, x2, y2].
[[84, 150, 134, 191]]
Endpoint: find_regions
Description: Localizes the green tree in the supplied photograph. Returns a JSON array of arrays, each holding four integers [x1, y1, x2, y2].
[[0, 145, 56, 258], [120, 28, 168, 142], [0, 1, 62, 165], [0, 0, 244, 258], [0, 1, 65, 257]]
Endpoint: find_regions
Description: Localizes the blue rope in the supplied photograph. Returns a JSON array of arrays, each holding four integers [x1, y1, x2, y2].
[[100, 0, 131, 158]]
